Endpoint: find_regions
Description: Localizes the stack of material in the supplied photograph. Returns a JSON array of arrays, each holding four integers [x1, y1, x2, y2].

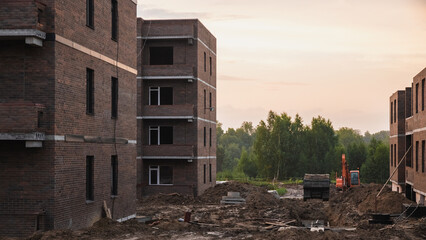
[[220, 192, 246, 204]]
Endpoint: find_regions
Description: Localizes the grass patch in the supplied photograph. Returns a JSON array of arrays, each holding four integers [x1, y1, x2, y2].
[[276, 187, 287, 196]]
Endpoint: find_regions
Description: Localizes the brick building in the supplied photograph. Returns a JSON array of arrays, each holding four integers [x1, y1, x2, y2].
[[390, 67, 426, 205], [137, 19, 217, 197], [0, 0, 138, 237]]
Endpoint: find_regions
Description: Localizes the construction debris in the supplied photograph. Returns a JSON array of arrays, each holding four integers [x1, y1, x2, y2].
[[220, 192, 246, 204], [25, 182, 425, 240]]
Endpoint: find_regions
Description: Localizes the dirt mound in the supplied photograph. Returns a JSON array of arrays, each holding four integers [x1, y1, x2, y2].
[[197, 181, 279, 206], [140, 192, 195, 205], [326, 184, 414, 226]]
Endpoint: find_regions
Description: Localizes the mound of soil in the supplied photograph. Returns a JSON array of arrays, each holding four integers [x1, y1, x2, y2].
[[140, 193, 195, 206], [197, 181, 279, 206]]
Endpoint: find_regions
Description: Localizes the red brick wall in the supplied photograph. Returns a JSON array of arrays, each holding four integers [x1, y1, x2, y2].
[[0, 141, 55, 237], [0, 102, 45, 133], [138, 19, 217, 196], [0, 0, 38, 30]]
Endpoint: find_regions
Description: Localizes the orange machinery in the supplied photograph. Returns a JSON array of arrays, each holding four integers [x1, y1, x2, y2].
[[336, 154, 360, 191]]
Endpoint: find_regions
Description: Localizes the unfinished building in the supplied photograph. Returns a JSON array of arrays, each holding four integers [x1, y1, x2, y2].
[[0, 0, 137, 237], [137, 19, 217, 197], [390, 67, 426, 205]]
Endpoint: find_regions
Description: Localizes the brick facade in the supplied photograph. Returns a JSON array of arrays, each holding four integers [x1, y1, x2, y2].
[[390, 67, 426, 205], [137, 19, 217, 197], [0, 0, 137, 237]]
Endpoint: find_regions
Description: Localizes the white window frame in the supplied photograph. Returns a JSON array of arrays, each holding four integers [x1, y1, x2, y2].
[[149, 165, 173, 186], [149, 87, 159, 105], [149, 126, 160, 145]]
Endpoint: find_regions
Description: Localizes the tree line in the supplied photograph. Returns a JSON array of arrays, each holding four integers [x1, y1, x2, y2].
[[217, 111, 390, 183]]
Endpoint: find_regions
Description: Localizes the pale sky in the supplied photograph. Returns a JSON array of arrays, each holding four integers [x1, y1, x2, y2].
[[137, 0, 426, 133]]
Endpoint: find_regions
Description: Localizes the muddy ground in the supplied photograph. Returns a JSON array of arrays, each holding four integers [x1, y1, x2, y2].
[[4, 182, 426, 240]]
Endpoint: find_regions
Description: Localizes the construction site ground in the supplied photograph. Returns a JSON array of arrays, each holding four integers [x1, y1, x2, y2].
[[4, 182, 426, 240]]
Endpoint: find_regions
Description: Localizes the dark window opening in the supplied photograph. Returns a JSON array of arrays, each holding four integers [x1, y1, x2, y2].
[[86, 0, 94, 29], [204, 127, 206, 147], [86, 68, 94, 115], [391, 144, 393, 167], [203, 164, 206, 184], [150, 47, 173, 65], [149, 127, 158, 145], [37, 8, 43, 24], [160, 87, 173, 105], [160, 126, 173, 144], [149, 87, 158, 105], [416, 141, 419, 171], [111, 0, 118, 41], [416, 83, 419, 113], [111, 155, 118, 196], [86, 156, 94, 201], [204, 52, 206, 72], [209, 128, 212, 147], [149, 126, 173, 145], [394, 100, 396, 123], [209, 164, 212, 182], [423, 79, 425, 111], [204, 89, 206, 113], [111, 77, 118, 118], [406, 135, 412, 167], [209, 57, 212, 76], [209, 92, 212, 108], [423, 141, 425, 173], [149, 166, 173, 185], [390, 102, 393, 124], [394, 144, 397, 166]]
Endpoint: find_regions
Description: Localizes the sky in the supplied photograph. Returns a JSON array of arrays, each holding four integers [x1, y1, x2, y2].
[[137, 0, 426, 134]]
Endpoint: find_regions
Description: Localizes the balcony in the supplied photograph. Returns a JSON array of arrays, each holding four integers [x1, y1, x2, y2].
[[142, 145, 194, 159], [0, 0, 47, 46], [141, 65, 195, 79], [0, 102, 45, 146], [142, 104, 194, 120]]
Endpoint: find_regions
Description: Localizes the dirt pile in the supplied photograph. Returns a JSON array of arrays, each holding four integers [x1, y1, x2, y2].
[[197, 181, 279, 206], [140, 193, 194, 206]]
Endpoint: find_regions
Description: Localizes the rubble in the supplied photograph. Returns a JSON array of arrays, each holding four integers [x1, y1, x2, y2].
[[13, 181, 426, 240]]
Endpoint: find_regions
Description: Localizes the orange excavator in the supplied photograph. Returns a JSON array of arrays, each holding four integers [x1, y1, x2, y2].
[[336, 154, 360, 191]]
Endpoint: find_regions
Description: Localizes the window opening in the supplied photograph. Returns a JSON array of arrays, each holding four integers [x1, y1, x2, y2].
[[86, 0, 94, 29], [150, 47, 173, 65], [204, 127, 206, 147], [204, 52, 206, 72], [209, 57, 212, 76], [416, 83, 419, 113], [111, 77, 118, 118], [416, 141, 419, 171], [203, 164, 206, 184], [209, 128, 212, 147], [86, 156, 94, 201], [391, 144, 393, 167], [209, 164, 212, 182], [391, 102, 393, 124], [149, 166, 173, 185], [111, 155, 118, 196], [86, 68, 94, 115], [423, 140, 425, 173], [149, 126, 173, 145], [111, 0, 118, 41]]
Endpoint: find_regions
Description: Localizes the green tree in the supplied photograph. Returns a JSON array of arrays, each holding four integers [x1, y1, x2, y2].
[[238, 148, 257, 178], [336, 127, 363, 150], [361, 139, 389, 183], [347, 142, 367, 170]]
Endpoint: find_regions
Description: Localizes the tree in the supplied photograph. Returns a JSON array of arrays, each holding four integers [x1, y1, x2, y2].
[[347, 142, 367, 170], [336, 127, 363, 150], [361, 139, 389, 183], [238, 148, 257, 178]]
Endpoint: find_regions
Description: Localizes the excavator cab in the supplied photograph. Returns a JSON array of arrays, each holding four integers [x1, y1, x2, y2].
[[350, 170, 360, 187]]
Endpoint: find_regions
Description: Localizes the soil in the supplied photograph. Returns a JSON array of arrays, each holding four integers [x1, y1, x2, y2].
[[8, 181, 426, 240]]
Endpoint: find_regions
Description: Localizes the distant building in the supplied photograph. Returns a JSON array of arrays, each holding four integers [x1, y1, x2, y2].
[[389, 67, 426, 205], [137, 19, 217, 196], [0, 0, 137, 237]]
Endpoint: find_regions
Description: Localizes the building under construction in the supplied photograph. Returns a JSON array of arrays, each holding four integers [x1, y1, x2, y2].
[[390, 67, 426, 205], [137, 19, 217, 197], [0, 0, 138, 237]]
